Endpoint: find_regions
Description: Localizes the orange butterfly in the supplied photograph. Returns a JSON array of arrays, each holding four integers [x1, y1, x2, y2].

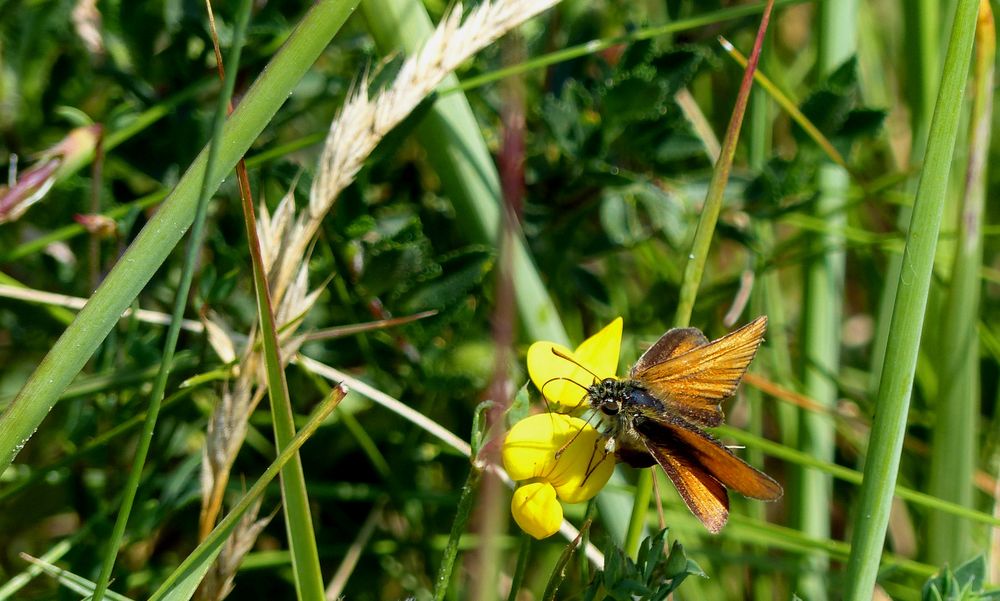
[[575, 316, 782, 533]]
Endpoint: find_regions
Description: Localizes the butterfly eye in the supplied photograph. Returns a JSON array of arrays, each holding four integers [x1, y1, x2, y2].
[[601, 401, 620, 416]]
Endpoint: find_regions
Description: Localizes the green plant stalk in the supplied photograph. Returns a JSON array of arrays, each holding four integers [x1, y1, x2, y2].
[[797, 2, 856, 599], [505, 532, 532, 601], [234, 72, 326, 601], [843, 2, 980, 595], [146, 386, 346, 601], [0, 0, 362, 474], [623, 469, 653, 557], [927, 0, 993, 568], [89, 5, 253, 599], [720, 40, 847, 169], [360, 0, 567, 346], [628, 0, 775, 559], [433, 464, 483, 601], [747, 52, 778, 601], [870, 0, 942, 398], [0, 538, 74, 599], [673, 1, 773, 329]]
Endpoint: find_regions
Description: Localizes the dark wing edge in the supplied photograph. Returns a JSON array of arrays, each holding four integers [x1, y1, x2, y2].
[[630, 327, 710, 375]]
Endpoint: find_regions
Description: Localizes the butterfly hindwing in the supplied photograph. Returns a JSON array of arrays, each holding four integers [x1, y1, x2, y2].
[[631, 316, 767, 427], [634, 414, 783, 501], [642, 431, 730, 534]]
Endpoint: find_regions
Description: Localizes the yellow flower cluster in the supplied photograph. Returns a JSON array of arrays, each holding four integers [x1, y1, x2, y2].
[[502, 319, 623, 539]]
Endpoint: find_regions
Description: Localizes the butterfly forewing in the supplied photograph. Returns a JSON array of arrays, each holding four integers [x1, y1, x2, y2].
[[630, 327, 709, 374], [631, 316, 767, 427]]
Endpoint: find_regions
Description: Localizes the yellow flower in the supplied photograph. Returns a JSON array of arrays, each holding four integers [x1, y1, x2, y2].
[[503, 318, 623, 539], [503, 413, 616, 539], [526, 318, 622, 411]]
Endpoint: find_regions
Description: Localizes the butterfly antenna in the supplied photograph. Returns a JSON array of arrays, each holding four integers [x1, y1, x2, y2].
[[550, 348, 602, 384]]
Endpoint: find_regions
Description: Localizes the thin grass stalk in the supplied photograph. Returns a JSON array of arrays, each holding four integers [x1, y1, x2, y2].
[[238, 105, 325, 601], [870, 0, 943, 399], [146, 386, 346, 601], [672, 1, 773, 329], [797, 2, 856, 599], [0, 0, 362, 474], [446, 0, 808, 95], [89, 4, 252, 599], [433, 465, 483, 601], [843, 3, 980, 593], [623, 0, 776, 559], [719, 39, 847, 170], [505, 532, 531, 601], [926, 0, 993, 568], [719, 425, 1000, 528], [747, 42, 776, 601], [360, 0, 568, 345]]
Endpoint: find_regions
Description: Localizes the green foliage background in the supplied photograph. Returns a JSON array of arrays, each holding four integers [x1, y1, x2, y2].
[[0, 0, 997, 599]]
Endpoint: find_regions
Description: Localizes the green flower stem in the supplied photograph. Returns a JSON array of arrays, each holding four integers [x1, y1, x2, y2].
[[505, 531, 532, 601], [797, 2, 856, 599], [433, 464, 483, 601], [623, 0, 774, 558], [1, 189, 166, 262], [623, 469, 653, 557], [0, 0, 361, 474], [844, 3, 980, 594], [361, 0, 567, 345], [926, 0, 993, 568], [89, 5, 252, 600]]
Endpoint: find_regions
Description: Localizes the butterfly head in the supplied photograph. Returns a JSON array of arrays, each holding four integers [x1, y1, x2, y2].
[[587, 378, 635, 417]]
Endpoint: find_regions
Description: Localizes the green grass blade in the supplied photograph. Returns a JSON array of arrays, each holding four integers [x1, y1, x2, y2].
[[926, 0, 993, 567], [89, 3, 253, 600], [16, 555, 136, 601], [240, 121, 326, 601], [0, 539, 74, 599], [870, 0, 943, 401], [146, 386, 345, 601], [797, 2, 856, 598], [0, 0, 362, 474], [843, 3, 981, 593]]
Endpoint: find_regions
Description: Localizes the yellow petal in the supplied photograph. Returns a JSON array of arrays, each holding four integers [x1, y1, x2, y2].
[[549, 428, 616, 504], [502, 413, 578, 481], [574, 317, 622, 381], [503, 413, 614, 504], [511, 482, 563, 539], [525, 318, 623, 411], [526, 341, 593, 410]]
